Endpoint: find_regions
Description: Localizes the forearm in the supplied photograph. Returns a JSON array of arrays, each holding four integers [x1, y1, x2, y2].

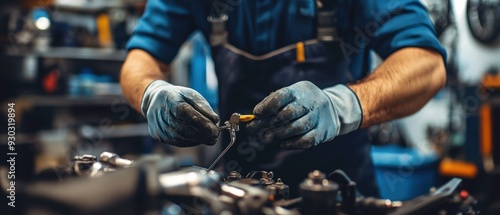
[[120, 49, 170, 113], [348, 47, 446, 128]]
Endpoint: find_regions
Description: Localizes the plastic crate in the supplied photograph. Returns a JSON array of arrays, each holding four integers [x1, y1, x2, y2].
[[371, 145, 438, 201]]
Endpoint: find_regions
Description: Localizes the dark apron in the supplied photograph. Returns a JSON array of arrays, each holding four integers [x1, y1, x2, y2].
[[209, 1, 379, 198]]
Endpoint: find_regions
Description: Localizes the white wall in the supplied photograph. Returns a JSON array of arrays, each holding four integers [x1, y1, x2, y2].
[[453, 0, 500, 84]]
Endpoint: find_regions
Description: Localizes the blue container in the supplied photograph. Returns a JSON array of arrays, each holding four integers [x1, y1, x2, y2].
[[371, 145, 438, 201]]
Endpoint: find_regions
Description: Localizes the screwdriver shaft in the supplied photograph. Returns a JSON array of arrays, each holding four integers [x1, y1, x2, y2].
[[208, 134, 235, 170], [208, 129, 236, 170]]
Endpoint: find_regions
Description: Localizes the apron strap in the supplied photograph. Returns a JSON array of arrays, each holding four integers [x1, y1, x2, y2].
[[208, 0, 228, 46], [316, 0, 341, 43], [316, 0, 355, 82], [207, 0, 343, 48]]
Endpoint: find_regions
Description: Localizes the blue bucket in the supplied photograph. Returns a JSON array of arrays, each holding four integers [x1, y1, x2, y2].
[[371, 145, 438, 201]]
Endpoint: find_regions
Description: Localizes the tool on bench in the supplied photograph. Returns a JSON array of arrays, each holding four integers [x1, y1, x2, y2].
[[207, 113, 255, 170]]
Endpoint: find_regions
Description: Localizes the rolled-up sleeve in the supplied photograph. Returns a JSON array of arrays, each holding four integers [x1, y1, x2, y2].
[[356, 0, 446, 61], [126, 0, 196, 64]]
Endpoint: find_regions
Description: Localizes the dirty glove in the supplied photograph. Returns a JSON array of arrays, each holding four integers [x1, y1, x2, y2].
[[141, 80, 220, 147], [247, 81, 362, 149]]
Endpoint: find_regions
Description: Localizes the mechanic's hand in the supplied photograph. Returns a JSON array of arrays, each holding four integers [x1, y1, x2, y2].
[[247, 81, 362, 149], [141, 80, 220, 147]]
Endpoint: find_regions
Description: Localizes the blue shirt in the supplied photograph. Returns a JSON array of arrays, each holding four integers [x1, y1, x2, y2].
[[127, 0, 446, 77]]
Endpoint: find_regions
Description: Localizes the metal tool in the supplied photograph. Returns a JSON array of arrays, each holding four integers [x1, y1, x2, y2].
[[100, 151, 133, 167], [208, 113, 255, 170], [72, 154, 97, 176], [72, 152, 134, 177]]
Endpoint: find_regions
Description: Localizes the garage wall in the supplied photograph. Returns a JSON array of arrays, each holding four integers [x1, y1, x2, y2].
[[453, 0, 500, 84]]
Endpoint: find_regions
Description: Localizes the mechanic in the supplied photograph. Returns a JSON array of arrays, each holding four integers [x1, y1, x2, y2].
[[120, 0, 446, 197]]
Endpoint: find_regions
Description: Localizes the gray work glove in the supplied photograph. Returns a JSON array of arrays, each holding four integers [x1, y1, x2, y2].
[[141, 80, 220, 147], [247, 81, 362, 149]]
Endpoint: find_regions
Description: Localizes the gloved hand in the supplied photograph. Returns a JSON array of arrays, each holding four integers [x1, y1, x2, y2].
[[247, 81, 362, 149], [141, 80, 220, 147]]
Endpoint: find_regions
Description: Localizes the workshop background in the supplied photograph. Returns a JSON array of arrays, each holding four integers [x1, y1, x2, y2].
[[0, 0, 499, 214]]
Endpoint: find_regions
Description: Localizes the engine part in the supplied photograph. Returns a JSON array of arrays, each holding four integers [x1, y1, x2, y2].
[[223, 181, 272, 214], [300, 170, 339, 215], [72, 154, 97, 176], [247, 171, 275, 186], [266, 178, 290, 201], [225, 171, 243, 182], [99, 152, 133, 167], [17, 152, 481, 215], [158, 166, 222, 197]]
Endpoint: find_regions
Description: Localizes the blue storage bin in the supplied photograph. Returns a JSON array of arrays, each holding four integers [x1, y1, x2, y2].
[[371, 145, 438, 201]]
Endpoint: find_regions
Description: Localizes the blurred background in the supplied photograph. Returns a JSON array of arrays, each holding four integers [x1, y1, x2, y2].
[[0, 0, 499, 214]]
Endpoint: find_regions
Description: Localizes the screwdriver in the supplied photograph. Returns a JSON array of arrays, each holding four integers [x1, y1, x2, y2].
[[208, 114, 255, 170]]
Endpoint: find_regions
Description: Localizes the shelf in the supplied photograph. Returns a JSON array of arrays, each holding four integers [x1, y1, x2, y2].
[[55, 0, 146, 12], [80, 123, 148, 139], [14, 95, 127, 107], [4, 47, 127, 61]]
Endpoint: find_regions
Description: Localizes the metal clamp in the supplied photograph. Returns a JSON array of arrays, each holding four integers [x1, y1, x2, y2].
[[208, 14, 228, 46]]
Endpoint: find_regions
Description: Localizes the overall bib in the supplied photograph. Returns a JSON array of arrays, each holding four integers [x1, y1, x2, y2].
[[208, 0, 378, 197]]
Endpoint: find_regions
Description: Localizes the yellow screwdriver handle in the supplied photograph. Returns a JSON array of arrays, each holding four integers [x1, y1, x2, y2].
[[239, 115, 255, 122]]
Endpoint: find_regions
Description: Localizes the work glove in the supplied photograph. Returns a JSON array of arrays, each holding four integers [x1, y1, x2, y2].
[[141, 80, 220, 147], [247, 81, 362, 149]]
